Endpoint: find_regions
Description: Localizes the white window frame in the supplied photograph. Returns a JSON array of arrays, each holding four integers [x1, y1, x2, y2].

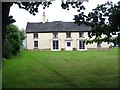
[[34, 41, 39, 49], [77, 39, 87, 51], [51, 39, 60, 51]]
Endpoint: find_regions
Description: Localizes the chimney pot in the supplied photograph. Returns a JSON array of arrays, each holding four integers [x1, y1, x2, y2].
[[43, 12, 46, 23]]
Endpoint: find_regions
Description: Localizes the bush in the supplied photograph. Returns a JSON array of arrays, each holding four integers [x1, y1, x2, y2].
[[3, 24, 25, 58]]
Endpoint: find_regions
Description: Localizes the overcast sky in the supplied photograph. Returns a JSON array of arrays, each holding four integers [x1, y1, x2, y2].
[[9, 0, 119, 30]]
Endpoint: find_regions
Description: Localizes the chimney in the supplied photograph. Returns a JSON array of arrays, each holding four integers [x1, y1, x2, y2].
[[42, 12, 46, 23]]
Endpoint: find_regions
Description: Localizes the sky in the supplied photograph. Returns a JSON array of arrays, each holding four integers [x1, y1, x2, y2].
[[9, 0, 119, 30]]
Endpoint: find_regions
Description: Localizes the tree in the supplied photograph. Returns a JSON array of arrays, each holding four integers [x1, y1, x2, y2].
[[110, 1, 120, 30], [2, 1, 54, 58], [2, 2, 14, 47], [72, 1, 120, 45], [3, 24, 25, 58]]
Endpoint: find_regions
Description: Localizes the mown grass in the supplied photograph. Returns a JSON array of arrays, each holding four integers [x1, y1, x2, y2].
[[2, 48, 118, 88]]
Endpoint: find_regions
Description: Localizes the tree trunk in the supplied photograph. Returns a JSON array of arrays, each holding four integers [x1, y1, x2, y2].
[[2, 2, 13, 57]]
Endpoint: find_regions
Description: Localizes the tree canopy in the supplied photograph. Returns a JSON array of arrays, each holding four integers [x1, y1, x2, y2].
[[71, 1, 120, 44], [3, 24, 25, 58]]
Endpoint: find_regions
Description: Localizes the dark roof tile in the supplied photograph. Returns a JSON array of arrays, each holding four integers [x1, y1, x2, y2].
[[26, 21, 92, 33]]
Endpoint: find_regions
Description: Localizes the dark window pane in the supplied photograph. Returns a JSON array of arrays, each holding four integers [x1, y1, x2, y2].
[[53, 33, 58, 38], [67, 42, 71, 46], [34, 41, 38, 47], [79, 40, 82, 49], [56, 41, 58, 49], [97, 42, 101, 47], [53, 41, 56, 49], [66, 32, 71, 37], [34, 33, 38, 38], [79, 32, 83, 37], [53, 40, 59, 50]]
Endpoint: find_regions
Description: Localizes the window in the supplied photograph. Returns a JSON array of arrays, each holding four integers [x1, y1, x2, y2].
[[79, 32, 84, 37], [53, 32, 58, 38], [33, 33, 38, 38], [97, 42, 101, 47], [53, 40, 59, 50], [34, 41, 38, 48], [79, 40, 85, 49], [66, 32, 71, 38], [67, 42, 71, 47]]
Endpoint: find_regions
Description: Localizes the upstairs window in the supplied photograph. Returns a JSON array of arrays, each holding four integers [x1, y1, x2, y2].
[[66, 32, 71, 38], [53, 32, 58, 38], [33, 33, 38, 38], [79, 32, 84, 37]]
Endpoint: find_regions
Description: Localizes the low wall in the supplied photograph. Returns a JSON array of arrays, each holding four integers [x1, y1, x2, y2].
[[87, 48, 109, 51], [26, 48, 51, 51], [26, 48, 110, 51]]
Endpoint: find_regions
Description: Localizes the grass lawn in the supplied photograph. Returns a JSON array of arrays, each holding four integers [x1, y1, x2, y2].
[[2, 48, 118, 88]]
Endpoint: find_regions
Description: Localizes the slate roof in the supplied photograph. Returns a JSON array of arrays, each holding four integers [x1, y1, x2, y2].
[[26, 21, 92, 33]]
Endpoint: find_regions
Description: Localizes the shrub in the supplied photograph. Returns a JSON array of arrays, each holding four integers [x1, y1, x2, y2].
[[3, 24, 25, 58]]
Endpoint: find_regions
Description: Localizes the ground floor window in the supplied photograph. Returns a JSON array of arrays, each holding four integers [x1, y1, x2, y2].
[[34, 41, 38, 48], [79, 40, 85, 49], [53, 40, 59, 50], [67, 42, 71, 47], [97, 42, 101, 47]]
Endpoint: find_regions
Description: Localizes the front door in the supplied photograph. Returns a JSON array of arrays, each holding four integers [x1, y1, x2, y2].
[[66, 41, 72, 50]]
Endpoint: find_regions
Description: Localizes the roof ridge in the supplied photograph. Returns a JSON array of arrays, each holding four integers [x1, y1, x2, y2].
[[27, 21, 74, 24]]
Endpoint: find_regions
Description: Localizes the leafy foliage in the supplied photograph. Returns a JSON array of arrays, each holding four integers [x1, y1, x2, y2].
[[72, 1, 120, 44], [60, 1, 120, 45], [3, 24, 25, 58], [14, 2, 52, 15]]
